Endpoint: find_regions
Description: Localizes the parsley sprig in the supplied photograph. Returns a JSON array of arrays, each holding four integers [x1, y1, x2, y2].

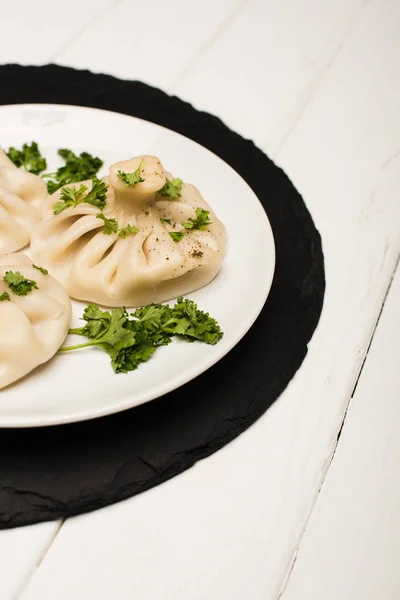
[[6, 141, 47, 175], [96, 214, 139, 237], [158, 177, 183, 199], [43, 149, 103, 194], [117, 159, 144, 187], [181, 208, 212, 230], [0, 291, 10, 302], [53, 178, 108, 215], [119, 224, 139, 238], [59, 297, 223, 373], [96, 213, 119, 235], [165, 208, 212, 242], [3, 271, 38, 296], [169, 231, 185, 242]]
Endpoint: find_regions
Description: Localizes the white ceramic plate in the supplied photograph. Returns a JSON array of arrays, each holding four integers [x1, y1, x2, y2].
[[0, 104, 275, 427]]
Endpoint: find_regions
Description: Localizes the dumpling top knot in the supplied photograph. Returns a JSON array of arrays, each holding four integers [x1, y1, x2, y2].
[[109, 156, 166, 212]]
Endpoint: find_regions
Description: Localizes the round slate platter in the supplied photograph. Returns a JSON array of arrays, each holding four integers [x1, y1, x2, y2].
[[0, 64, 325, 529]]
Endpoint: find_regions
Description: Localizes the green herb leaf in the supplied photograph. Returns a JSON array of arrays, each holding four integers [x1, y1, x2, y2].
[[53, 184, 87, 214], [6, 142, 47, 175], [59, 297, 223, 372], [117, 159, 145, 187], [3, 271, 38, 296], [160, 218, 172, 225], [157, 177, 183, 199], [163, 297, 223, 345], [43, 149, 103, 193], [181, 207, 212, 231], [53, 178, 107, 215], [32, 264, 49, 275], [118, 224, 139, 238], [0, 291, 10, 301], [96, 213, 119, 235], [82, 177, 108, 209], [169, 231, 185, 242]]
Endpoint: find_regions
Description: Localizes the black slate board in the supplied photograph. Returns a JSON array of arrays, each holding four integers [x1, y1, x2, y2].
[[0, 65, 325, 529]]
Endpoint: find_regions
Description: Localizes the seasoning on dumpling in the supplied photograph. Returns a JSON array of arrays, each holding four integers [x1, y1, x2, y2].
[[30, 155, 226, 307], [0, 255, 72, 390], [0, 149, 47, 254]]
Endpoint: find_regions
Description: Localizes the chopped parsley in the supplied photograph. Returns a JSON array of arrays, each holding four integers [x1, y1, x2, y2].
[[53, 178, 108, 215], [181, 207, 212, 231], [3, 271, 38, 296], [160, 218, 172, 225], [6, 141, 47, 175], [59, 297, 223, 373], [95, 215, 139, 237], [158, 177, 183, 199], [118, 224, 139, 238], [0, 291, 10, 301], [96, 213, 119, 235], [32, 264, 48, 275], [169, 231, 185, 242], [117, 159, 144, 187], [43, 148, 103, 194]]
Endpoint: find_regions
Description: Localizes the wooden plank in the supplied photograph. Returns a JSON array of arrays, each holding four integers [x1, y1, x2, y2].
[[0, 523, 60, 600], [0, 0, 117, 65], [281, 262, 400, 600], [53, 0, 246, 89], [173, 0, 367, 152]]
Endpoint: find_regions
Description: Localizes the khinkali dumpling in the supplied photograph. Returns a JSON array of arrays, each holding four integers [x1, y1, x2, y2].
[[0, 255, 72, 389], [30, 155, 226, 307], [0, 149, 47, 254]]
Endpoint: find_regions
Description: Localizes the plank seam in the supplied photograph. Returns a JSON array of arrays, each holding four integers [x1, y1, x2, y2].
[[277, 251, 400, 600]]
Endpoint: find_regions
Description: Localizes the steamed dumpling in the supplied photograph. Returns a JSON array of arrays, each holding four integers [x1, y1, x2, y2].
[[0, 255, 72, 389], [30, 155, 226, 307], [0, 148, 47, 254]]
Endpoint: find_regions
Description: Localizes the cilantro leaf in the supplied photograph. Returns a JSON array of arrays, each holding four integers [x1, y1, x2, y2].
[[0, 291, 10, 301], [158, 177, 183, 199], [117, 159, 145, 187], [181, 207, 212, 231], [97, 213, 119, 235], [43, 149, 103, 194], [3, 271, 38, 296], [160, 218, 172, 225], [169, 231, 185, 242], [53, 178, 107, 215], [6, 142, 47, 175], [118, 224, 139, 238], [32, 264, 49, 275]]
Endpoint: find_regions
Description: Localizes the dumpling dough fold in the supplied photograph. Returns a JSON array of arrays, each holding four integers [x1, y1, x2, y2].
[[0, 149, 47, 254], [0, 256, 72, 389], [31, 155, 226, 307]]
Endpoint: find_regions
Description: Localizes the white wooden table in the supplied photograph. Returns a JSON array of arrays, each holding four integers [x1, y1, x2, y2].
[[1, 1, 399, 598]]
